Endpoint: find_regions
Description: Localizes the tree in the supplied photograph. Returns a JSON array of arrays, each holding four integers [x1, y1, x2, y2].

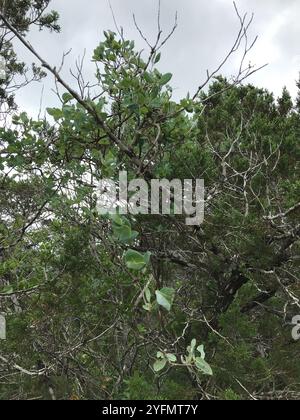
[[0, 0, 60, 114], [277, 86, 293, 116], [0, 4, 299, 400], [296, 74, 300, 113]]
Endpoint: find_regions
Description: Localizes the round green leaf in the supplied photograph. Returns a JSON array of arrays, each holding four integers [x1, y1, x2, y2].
[[124, 250, 151, 271], [153, 359, 167, 372], [159, 73, 173, 86], [155, 287, 175, 311], [166, 353, 177, 363], [113, 225, 132, 242]]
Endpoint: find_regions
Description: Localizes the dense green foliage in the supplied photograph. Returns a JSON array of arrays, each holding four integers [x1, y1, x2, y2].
[[0, 7, 299, 401], [0, 0, 60, 110]]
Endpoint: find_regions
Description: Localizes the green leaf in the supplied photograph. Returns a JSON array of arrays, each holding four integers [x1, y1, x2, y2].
[[155, 287, 175, 311], [110, 214, 123, 226], [143, 251, 151, 265], [62, 92, 73, 103], [19, 112, 28, 123], [93, 44, 105, 61], [197, 345, 205, 359], [124, 250, 151, 271], [130, 231, 139, 241], [46, 107, 62, 121], [113, 224, 132, 242], [153, 359, 167, 372], [190, 339, 197, 354], [143, 303, 152, 312], [154, 53, 161, 64], [166, 353, 177, 363], [144, 72, 153, 84], [195, 357, 213, 376], [150, 98, 162, 108], [159, 73, 173, 86], [145, 287, 151, 303]]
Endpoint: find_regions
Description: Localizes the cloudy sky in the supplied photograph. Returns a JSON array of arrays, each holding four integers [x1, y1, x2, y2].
[[14, 0, 300, 116]]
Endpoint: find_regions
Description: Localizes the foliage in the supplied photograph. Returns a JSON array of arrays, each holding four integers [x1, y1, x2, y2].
[[0, 9, 299, 401], [0, 0, 60, 111]]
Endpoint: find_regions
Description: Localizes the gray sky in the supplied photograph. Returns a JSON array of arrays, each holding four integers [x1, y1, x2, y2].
[[14, 0, 300, 117]]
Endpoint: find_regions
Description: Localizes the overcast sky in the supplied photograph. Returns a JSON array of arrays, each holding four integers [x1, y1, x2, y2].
[[14, 0, 300, 117]]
